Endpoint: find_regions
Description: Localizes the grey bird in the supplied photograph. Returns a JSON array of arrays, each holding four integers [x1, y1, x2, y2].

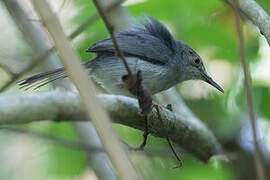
[[19, 16, 224, 95]]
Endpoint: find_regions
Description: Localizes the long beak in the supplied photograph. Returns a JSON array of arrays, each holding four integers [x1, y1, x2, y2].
[[201, 72, 224, 93]]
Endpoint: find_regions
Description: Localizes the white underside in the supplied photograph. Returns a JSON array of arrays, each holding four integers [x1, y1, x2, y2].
[[89, 56, 176, 96]]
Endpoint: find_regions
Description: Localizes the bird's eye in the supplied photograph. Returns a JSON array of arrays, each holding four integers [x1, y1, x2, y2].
[[192, 58, 201, 66]]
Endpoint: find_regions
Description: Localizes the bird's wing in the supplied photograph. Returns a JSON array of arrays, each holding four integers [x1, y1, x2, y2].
[[86, 17, 177, 65]]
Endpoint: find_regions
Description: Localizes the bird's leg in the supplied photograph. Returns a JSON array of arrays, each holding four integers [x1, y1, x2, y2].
[[122, 71, 152, 151], [128, 115, 149, 151], [121, 116, 148, 151], [138, 115, 149, 150], [123, 71, 175, 151], [123, 69, 183, 164], [132, 100, 164, 151], [167, 137, 182, 168], [136, 100, 165, 151], [126, 101, 163, 151], [162, 103, 183, 168]]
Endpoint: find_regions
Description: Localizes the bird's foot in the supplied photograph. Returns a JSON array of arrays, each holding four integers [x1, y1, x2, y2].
[[151, 100, 163, 114], [133, 126, 149, 151], [151, 102, 182, 168], [133, 101, 163, 151], [126, 101, 168, 151]]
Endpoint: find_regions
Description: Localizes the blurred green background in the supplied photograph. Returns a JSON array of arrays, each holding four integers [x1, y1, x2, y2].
[[0, 0, 269, 179]]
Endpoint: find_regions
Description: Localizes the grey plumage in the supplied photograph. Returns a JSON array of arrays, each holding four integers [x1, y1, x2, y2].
[[19, 16, 224, 94], [87, 16, 176, 65]]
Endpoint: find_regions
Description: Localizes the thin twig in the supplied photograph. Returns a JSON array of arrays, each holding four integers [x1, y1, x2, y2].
[[232, 1, 265, 180], [92, 0, 132, 76], [0, 2, 121, 92], [92, 0, 155, 152], [31, 1, 139, 179], [91, 3, 173, 138]]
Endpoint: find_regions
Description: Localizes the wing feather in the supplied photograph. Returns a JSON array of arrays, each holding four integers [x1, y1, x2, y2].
[[86, 16, 176, 65]]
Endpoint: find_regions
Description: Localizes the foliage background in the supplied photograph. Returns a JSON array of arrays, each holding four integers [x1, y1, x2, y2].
[[0, 0, 269, 179]]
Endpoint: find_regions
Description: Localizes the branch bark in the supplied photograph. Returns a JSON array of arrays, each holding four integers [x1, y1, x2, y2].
[[227, 0, 270, 46], [0, 90, 222, 162]]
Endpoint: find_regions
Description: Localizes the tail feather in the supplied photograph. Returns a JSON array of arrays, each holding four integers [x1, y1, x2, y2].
[[18, 67, 67, 90], [18, 60, 94, 90]]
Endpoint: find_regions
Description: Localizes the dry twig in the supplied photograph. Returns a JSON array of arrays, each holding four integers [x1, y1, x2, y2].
[[92, 1, 184, 165], [30, 1, 139, 179], [92, 0, 154, 151], [92, 0, 132, 76], [232, 1, 265, 179]]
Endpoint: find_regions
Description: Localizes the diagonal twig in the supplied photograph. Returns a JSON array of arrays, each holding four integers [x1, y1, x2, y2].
[[30, 0, 139, 179], [92, 0, 154, 151], [92, 0, 132, 76], [92, 1, 188, 162], [232, 1, 265, 179]]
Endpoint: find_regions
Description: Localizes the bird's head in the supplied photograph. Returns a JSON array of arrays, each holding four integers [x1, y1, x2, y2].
[[175, 41, 224, 93]]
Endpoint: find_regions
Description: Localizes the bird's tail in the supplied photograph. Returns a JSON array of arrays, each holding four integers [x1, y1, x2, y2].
[[18, 67, 68, 90], [18, 60, 95, 90]]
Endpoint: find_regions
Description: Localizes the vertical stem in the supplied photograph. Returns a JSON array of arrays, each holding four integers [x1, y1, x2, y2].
[[232, 1, 265, 180], [30, 1, 139, 179]]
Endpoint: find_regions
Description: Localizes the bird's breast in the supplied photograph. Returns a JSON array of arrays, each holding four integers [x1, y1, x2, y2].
[[88, 55, 178, 96]]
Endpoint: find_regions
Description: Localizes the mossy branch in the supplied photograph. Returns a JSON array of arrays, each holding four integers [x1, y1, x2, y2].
[[0, 90, 222, 162]]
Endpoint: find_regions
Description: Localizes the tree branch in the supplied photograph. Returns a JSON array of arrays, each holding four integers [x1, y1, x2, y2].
[[226, 0, 270, 46], [0, 90, 222, 162]]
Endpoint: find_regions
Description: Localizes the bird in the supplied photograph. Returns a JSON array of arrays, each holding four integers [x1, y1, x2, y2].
[[18, 16, 224, 95]]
